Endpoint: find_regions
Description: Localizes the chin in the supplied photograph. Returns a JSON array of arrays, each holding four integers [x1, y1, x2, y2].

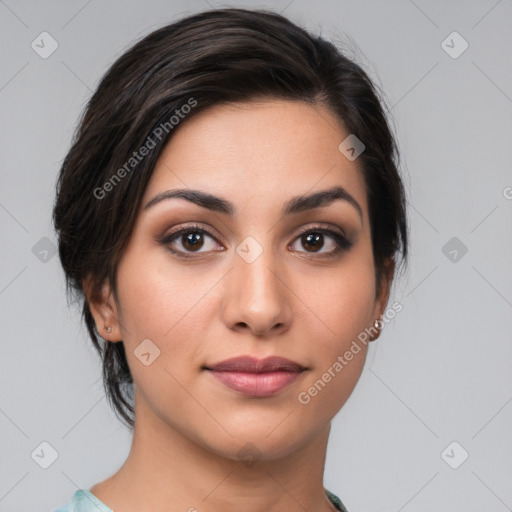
[[192, 414, 326, 463]]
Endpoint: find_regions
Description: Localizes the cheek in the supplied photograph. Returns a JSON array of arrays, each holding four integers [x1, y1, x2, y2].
[[113, 249, 232, 391], [292, 256, 376, 410], [113, 254, 209, 403], [296, 255, 377, 351], [115, 249, 217, 341]]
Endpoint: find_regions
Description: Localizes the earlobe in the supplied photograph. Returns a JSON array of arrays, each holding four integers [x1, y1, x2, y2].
[[82, 275, 123, 342]]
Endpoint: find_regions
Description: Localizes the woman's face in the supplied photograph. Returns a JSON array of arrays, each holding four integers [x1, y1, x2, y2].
[[100, 99, 392, 459]]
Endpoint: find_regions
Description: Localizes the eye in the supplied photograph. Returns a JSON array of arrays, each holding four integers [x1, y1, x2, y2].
[[290, 227, 353, 257], [159, 224, 224, 258], [159, 224, 352, 260]]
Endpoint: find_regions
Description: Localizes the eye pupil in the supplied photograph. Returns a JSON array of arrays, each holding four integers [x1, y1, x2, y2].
[[183, 232, 204, 251], [302, 232, 324, 252]]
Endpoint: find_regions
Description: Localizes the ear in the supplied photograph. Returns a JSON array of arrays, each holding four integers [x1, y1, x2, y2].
[[370, 256, 395, 342], [82, 275, 123, 342]]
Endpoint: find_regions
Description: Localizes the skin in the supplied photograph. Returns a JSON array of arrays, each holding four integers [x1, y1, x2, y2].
[[85, 99, 394, 512]]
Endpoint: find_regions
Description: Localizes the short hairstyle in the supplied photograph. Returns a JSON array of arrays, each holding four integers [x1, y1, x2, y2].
[[53, 8, 409, 430]]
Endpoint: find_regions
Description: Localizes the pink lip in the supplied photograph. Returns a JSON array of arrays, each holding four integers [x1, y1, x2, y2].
[[205, 356, 307, 397]]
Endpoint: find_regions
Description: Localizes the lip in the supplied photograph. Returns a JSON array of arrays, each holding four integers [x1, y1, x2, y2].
[[204, 356, 307, 397]]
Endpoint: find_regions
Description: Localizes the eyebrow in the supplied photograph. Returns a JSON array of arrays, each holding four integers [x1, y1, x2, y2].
[[144, 185, 363, 222]]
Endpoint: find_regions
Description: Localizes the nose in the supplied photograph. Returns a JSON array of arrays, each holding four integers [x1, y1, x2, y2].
[[220, 248, 293, 337]]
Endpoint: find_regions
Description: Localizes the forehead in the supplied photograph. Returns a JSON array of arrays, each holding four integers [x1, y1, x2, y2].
[[144, 99, 368, 217]]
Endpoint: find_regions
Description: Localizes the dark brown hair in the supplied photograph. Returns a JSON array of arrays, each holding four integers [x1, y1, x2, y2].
[[53, 7, 408, 430]]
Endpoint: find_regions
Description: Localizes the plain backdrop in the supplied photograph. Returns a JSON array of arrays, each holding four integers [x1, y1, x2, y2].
[[1, 1, 511, 511]]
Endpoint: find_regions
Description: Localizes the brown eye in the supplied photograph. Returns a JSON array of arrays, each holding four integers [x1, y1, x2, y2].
[[301, 232, 324, 252], [290, 227, 353, 257], [160, 225, 224, 258], [181, 232, 204, 251]]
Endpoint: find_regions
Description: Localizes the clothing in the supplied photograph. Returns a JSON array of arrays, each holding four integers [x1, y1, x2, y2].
[[325, 489, 349, 511], [52, 488, 348, 511]]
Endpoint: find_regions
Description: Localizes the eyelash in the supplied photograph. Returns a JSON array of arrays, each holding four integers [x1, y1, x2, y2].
[[158, 223, 354, 260]]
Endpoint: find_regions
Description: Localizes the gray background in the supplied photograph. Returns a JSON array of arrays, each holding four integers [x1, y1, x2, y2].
[[1, 0, 511, 511]]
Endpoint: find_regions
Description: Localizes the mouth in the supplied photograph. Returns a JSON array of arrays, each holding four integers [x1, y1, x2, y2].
[[203, 356, 307, 398]]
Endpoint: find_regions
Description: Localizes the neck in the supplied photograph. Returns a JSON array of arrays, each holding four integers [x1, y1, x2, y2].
[[91, 391, 337, 512]]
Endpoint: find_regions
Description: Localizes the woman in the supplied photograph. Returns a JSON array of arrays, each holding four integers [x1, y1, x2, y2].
[[52, 7, 408, 512]]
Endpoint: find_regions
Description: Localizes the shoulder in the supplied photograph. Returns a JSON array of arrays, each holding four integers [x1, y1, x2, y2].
[[51, 490, 114, 512]]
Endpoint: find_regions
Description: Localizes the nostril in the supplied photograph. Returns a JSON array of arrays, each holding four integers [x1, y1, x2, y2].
[[232, 322, 285, 335], [235, 322, 249, 330]]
